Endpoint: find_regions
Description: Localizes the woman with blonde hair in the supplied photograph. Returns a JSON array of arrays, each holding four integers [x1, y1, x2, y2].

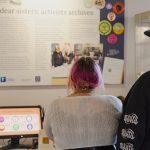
[[44, 56, 122, 150]]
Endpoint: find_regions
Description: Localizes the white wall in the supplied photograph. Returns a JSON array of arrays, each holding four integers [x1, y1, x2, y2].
[[0, 0, 150, 108]]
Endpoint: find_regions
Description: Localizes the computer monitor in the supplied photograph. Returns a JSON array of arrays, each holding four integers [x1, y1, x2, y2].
[[0, 106, 43, 149]]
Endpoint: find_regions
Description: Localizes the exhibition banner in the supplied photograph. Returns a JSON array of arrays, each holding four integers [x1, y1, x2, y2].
[[0, 0, 124, 86]]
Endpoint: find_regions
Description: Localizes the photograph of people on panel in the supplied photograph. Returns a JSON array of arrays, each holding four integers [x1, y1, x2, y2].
[[51, 44, 64, 67]]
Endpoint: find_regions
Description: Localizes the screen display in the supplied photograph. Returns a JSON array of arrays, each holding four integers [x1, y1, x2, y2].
[[0, 107, 42, 137]]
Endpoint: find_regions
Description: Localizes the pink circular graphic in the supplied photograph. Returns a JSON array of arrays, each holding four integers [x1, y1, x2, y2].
[[0, 116, 4, 123], [106, 3, 112, 9], [107, 34, 118, 45]]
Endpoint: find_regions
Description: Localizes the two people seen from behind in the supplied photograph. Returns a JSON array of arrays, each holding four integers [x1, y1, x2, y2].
[[44, 56, 122, 150]]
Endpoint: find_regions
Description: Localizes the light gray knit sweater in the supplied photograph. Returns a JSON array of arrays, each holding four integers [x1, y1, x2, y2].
[[44, 95, 122, 149]]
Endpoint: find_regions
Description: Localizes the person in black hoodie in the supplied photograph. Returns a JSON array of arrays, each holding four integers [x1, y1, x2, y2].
[[116, 71, 150, 150], [116, 31, 150, 150]]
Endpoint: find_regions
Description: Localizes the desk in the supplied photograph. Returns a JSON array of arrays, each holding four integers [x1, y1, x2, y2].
[[0, 130, 58, 150]]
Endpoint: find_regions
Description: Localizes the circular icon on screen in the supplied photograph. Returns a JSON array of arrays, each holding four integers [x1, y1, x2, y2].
[[0, 125, 5, 131], [113, 22, 124, 35], [95, 0, 105, 9], [113, 2, 124, 15], [13, 124, 19, 131], [107, 34, 118, 45], [107, 12, 116, 22], [13, 117, 19, 122], [106, 3, 112, 10], [0, 116, 4, 123], [99, 20, 112, 35], [27, 124, 33, 130], [26, 116, 32, 122]]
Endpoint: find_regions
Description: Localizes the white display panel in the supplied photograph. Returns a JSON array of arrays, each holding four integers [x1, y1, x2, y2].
[[0, 0, 100, 86]]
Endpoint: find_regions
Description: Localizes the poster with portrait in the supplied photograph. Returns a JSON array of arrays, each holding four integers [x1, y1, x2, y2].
[[0, 0, 124, 86]]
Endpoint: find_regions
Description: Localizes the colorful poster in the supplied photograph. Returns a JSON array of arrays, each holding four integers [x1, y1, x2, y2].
[[99, 0, 125, 84], [99, 0, 124, 62]]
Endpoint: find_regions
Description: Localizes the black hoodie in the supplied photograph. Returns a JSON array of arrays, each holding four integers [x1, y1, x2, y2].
[[116, 71, 150, 150]]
